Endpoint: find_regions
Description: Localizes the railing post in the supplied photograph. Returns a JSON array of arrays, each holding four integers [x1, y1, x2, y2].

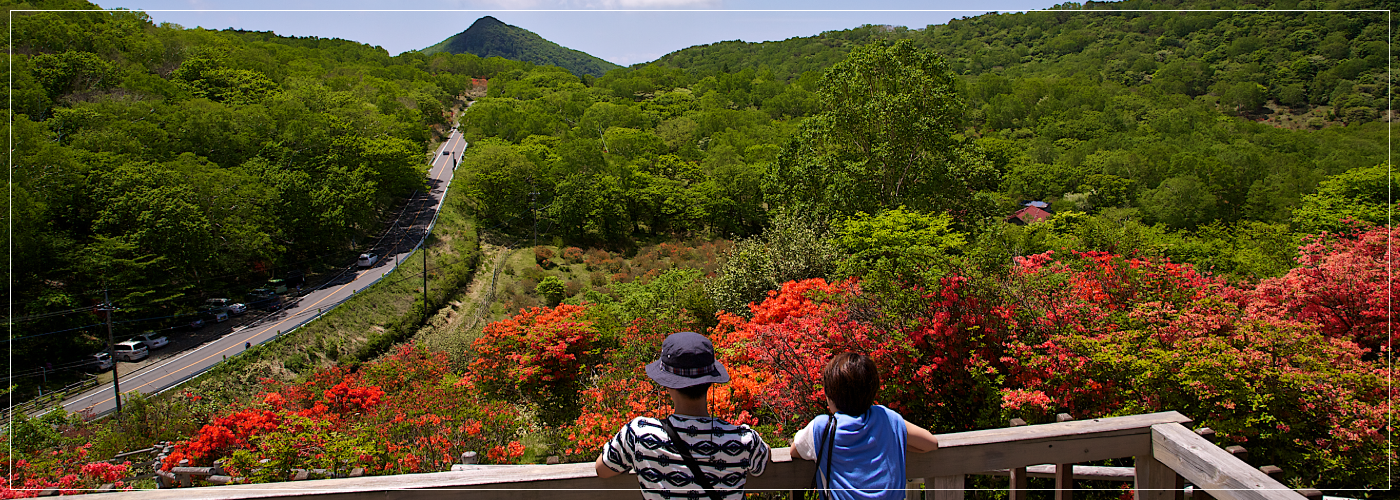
[[1055, 413, 1075, 500], [932, 475, 965, 500], [906, 477, 925, 500], [1135, 452, 1181, 500], [1008, 418, 1029, 500], [1192, 428, 1215, 500]]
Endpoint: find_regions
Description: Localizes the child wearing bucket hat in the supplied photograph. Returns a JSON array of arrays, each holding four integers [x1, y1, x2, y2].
[[595, 331, 771, 500]]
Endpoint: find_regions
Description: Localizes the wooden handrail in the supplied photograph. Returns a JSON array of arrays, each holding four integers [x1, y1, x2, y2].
[[1151, 423, 1304, 500], [79, 411, 1300, 500]]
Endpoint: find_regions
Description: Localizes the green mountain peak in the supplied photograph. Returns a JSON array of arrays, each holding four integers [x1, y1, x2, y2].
[[420, 16, 621, 78]]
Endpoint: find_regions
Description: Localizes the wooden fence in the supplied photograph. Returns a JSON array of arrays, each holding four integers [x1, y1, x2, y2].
[[73, 411, 1311, 500]]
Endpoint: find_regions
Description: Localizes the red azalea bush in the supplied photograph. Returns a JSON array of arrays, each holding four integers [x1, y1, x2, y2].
[[160, 344, 525, 484], [469, 304, 597, 403], [1248, 223, 1395, 355], [0, 440, 132, 498]]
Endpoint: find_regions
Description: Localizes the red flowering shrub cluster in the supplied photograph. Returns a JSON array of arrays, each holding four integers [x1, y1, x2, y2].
[[0, 441, 131, 497], [15, 226, 1386, 492], [548, 225, 1393, 488], [470, 304, 597, 403], [158, 344, 525, 484], [562, 247, 585, 264], [534, 246, 555, 267]]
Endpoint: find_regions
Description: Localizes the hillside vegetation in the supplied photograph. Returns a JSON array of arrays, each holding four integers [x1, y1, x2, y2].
[[419, 16, 622, 78], [3, 0, 542, 393]]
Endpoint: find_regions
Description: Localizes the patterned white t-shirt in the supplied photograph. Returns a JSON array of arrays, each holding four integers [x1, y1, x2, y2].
[[601, 414, 771, 500]]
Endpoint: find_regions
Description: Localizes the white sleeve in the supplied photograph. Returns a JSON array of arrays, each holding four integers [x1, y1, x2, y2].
[[791, 419, 818, 460]]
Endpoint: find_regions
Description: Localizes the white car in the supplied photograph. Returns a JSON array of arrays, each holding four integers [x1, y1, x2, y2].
[[87, 352, 113, 371], [113, 340, 149, 362], [130, 333, 169, 350], [357, 253, 380, 268], [207, 298, 247, 315]]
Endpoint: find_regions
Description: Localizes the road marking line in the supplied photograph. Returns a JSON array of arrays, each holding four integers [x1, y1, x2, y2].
[[79, 281, 360, 410], [72, 134, 464, 413]]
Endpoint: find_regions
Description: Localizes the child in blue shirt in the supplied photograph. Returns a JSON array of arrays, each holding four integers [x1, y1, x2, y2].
[[791, 352, 939, 500]]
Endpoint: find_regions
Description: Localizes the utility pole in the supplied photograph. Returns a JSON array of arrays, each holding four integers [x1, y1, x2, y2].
[[101, 288, 121, 413], [422, 247, 428, 325]]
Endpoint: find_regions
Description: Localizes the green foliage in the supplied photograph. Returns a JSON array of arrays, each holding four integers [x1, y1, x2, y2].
[[835, 207, 966, 280], [535, 276, 566, 306], [1291, 163, 1393, 233], [767, 40, 973, 216], [1140, 176, 1219, 229], [9, 410, 70, 454], [6, 3, 527, 382], [707, 209, 840, 316]]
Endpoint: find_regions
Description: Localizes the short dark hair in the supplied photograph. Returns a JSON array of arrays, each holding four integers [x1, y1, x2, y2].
[[675, 383, 712, 400], [822, 352, 879, 415]]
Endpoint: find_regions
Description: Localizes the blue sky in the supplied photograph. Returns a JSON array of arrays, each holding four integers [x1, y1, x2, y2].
[[103, 0, 1065, 66]]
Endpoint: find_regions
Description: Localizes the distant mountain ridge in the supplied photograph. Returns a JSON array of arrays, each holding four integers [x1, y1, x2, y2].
[[420, 16, 621, 77]]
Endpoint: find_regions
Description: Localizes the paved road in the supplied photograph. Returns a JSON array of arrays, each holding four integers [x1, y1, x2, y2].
[[51, 127, 469, 418]]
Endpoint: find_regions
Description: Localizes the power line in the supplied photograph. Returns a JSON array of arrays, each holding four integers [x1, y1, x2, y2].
[[2, 306, 100, 324]]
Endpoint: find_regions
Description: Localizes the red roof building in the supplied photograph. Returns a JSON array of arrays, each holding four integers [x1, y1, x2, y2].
[[1006, 205, 1052, 225]]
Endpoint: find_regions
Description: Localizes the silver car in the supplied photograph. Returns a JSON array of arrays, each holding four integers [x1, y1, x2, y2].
[[87, 352, 113, 371], [113, 340, 149, 362], [130, 333, 169, 350], [357, 253, 380, 268]]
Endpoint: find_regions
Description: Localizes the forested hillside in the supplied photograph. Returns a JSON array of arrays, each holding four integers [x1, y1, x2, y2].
[[458, 2, 1390, 275], [3, 0, 531, 387], [650, 2, 1392, 222], [419, 16, 622, 78]]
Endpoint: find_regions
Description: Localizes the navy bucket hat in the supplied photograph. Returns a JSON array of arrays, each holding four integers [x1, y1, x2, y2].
[[645, 332, 730, 389]]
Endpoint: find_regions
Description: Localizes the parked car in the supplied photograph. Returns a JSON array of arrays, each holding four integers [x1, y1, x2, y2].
[[129, 333, 169, 350], [200, 307, 229, 323], [261, 296, 284, 312], [187, 317, 206, 330], [206, 298, 247, 316], [86, 352, 113, 372], [357, 253, 380, 268], [113, 340, 149, 362], [246, 291, 283, 311]]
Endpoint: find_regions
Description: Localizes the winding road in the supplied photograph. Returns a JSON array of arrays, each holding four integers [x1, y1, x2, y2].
[[48, 126, 470, 419]]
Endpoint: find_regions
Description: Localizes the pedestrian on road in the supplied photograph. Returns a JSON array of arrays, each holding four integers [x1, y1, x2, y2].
[[245, 341, 251, 350]]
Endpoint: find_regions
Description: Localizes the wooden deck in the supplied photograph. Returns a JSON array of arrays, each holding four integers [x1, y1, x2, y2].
[[84, 411, 1308, 500]]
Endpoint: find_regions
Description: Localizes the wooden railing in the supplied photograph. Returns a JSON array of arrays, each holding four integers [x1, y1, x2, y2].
[[86, 411, 1308, 500]]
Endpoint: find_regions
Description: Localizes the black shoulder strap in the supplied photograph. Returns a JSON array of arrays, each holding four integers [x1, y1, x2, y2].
[[814, 414, 837, 499], [660, 417, 726, 500]]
